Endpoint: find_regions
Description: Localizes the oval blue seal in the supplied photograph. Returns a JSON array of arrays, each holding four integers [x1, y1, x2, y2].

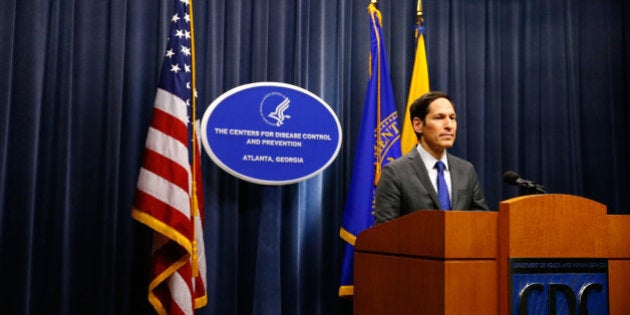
[[200, 82, 342, 185]]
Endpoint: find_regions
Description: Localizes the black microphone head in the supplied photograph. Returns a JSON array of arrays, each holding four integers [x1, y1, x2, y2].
[[503, 170, 520, 185]]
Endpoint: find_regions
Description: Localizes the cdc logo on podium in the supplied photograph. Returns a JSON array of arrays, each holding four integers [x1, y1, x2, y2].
[[510, 258, 608, 314]]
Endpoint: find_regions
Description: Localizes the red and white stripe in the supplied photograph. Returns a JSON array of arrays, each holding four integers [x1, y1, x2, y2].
[[133, 88, 206, 315]]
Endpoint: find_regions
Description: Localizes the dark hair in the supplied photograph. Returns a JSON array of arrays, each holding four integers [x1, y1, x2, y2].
[[409, 91, 455, 139]]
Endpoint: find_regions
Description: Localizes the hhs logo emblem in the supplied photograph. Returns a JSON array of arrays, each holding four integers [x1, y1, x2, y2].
[[260, 92, 291, 127]]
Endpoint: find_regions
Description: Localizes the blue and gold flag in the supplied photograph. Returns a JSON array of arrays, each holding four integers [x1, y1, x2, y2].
[[338, 3, 401, 297]]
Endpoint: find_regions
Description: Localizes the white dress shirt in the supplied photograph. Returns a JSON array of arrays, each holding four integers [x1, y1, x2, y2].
[[416, 144, 452, 201]]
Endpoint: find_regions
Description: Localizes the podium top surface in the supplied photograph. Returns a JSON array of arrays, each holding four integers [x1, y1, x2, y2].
[[355, 210, 497, 259], [355, 194, 629, 259]]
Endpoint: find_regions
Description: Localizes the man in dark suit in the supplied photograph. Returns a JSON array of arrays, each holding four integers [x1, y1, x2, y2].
[[374, 91, 489, 225]]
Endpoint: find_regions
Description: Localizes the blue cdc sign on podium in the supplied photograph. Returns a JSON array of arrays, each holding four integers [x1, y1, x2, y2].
[[511, 258, 608, 314], [200, 82, 342, 185]]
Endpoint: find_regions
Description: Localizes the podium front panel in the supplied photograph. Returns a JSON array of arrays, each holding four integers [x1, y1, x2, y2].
[[354, 252, 496, 315]]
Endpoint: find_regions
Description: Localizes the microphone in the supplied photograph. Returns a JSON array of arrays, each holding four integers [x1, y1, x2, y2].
[[503, 170, 546, 195]]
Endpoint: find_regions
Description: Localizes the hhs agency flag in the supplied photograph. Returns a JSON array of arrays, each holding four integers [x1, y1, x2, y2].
[[338, 3, 401, 297]]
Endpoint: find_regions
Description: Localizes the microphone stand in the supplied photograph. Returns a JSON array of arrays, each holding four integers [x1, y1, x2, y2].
[[518, 181, 547, 195]]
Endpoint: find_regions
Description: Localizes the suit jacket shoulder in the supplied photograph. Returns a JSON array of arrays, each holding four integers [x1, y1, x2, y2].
[[374, 149, 490, 225], [446, 153, 489, 211]]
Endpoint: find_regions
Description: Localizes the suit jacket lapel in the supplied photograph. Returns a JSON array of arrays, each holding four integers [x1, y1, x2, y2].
[[408, 149, 441, 209]]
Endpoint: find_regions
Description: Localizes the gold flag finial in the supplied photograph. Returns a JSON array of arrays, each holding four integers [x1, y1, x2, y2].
[[416, 0, 424, 25]]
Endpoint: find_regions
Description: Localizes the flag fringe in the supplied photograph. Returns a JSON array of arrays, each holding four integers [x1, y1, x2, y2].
[[339, 227, 357, 246], [132, 208, 193, 254], [147, 255, 191, 315]]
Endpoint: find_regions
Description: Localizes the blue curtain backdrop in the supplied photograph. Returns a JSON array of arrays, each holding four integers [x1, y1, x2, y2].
[[1, 0, 628, 314]]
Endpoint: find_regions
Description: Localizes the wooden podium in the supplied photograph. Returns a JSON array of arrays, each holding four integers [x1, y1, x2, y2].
[[354, 194, 630, 314]]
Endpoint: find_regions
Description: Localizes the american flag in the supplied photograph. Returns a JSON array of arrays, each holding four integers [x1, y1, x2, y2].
[[131, 0, 207, 314]]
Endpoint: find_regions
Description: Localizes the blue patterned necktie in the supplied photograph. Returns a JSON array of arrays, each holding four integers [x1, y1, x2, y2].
[[435, 161, 451, 210]]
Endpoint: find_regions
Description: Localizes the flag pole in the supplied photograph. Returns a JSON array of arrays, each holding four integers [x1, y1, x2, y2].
[[187, 1, 209, 310], [401, 0, 431, 154], [187, 0, 200, 278], [417, 0, 424, 25]]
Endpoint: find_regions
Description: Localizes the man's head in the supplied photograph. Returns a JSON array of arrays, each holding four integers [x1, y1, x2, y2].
[[410, 91, 457, 158]]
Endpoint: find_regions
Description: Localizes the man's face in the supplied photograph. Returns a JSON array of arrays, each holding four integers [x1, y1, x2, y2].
[[413, 97, 457, 157]]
